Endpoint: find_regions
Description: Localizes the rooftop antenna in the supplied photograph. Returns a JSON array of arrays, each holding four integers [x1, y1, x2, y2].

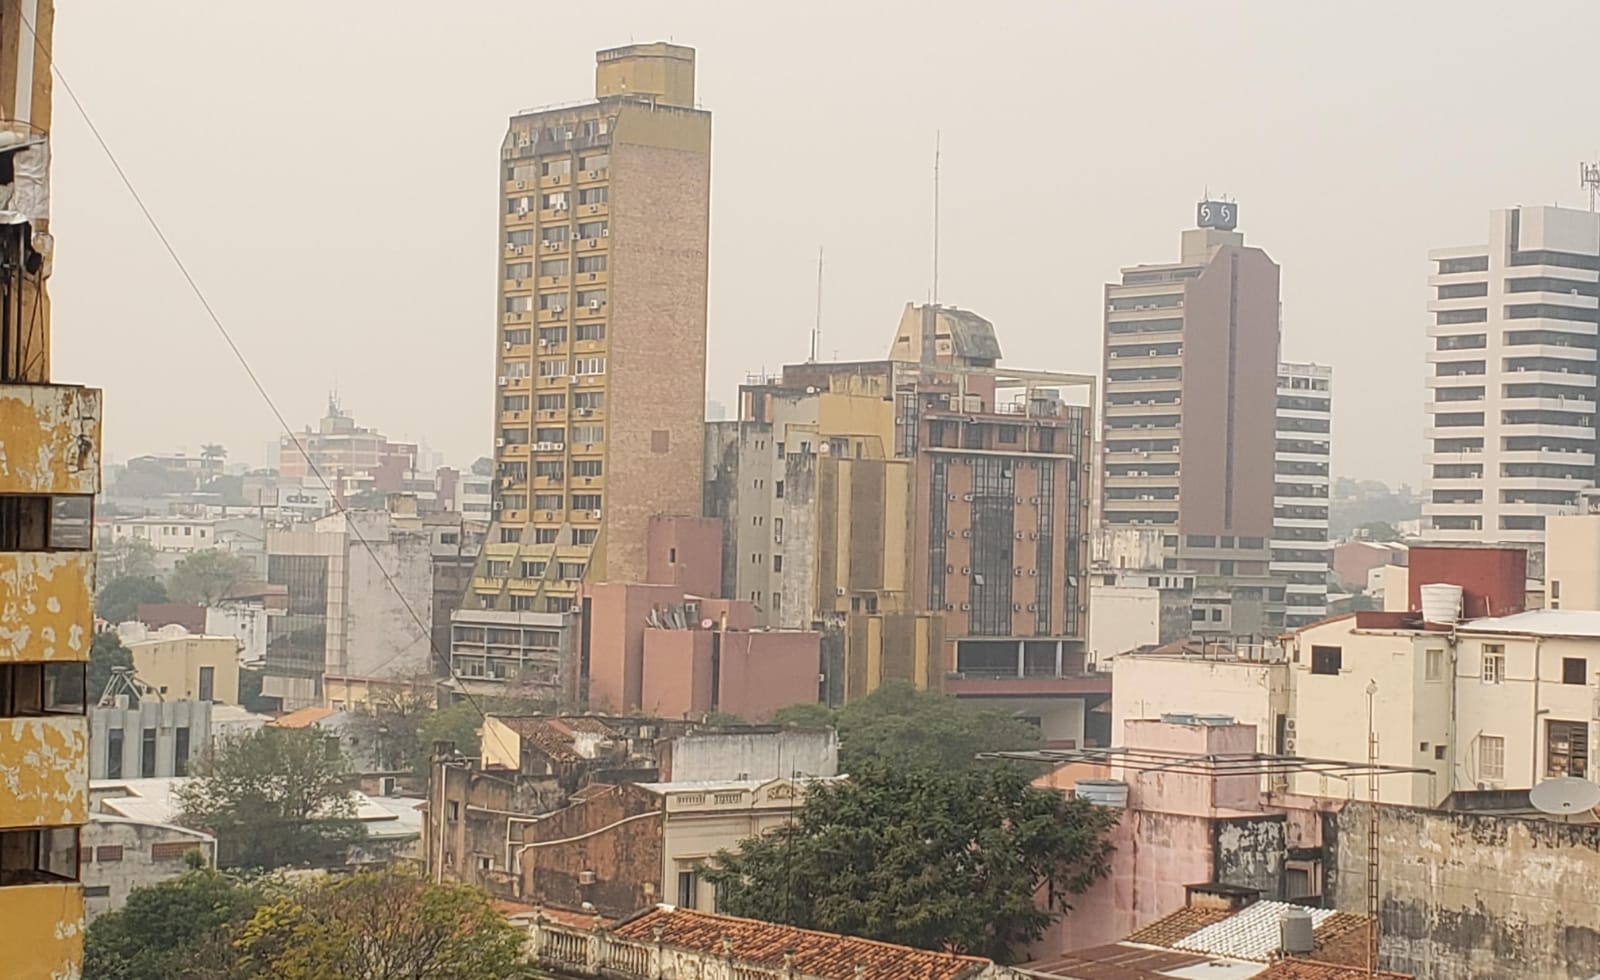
[[1365, 679, 1380, 976], [810, 246, 823, 363], [1582, 159, 1600, 211], [931, 130, 941, 306]]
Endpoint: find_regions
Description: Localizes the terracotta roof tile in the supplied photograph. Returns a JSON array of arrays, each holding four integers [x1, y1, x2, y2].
[[270, 706, 338, 729], [1307, 912, 1372, 966], [495, 717, 583, 762], [1255, 959, 1410, 979], [611, 906, 990, 980], [1123, 907, 1232, 946], [548, 716, 618, 737], [1026, 943, 1216, 979]]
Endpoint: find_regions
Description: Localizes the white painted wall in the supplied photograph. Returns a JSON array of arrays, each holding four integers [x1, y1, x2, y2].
[[1089, 585, 1160, 660], [1111, 654, 1287, 756]]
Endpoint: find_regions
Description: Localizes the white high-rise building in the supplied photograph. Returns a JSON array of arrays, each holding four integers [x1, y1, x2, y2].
[[1273, 362, 1332, 628], [1425, 206, 1600, 543]]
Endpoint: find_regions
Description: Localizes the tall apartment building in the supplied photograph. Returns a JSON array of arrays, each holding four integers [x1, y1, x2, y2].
[[1101, 202, 1286, 636], [475, 43, 711, 614], [0, 1, 99, 972], [1273, 362, 1332, 628], [1424, 205, 1600, 543], [707, 304, 1105, 745]]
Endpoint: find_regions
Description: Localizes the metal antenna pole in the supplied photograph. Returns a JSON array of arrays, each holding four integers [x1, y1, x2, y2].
[[810, 246, 823, 362], [1366, 680, 1380, 976], [932, 130, 941, 305], [1582, 160, 1600, 212]]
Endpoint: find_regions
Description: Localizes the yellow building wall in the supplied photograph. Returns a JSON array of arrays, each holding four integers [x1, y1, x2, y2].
[[0, 552, 93, 662], [0, 716, 88, 827], [0, 385, 100, 496], [128, 636, 240, 704], [0, 882, 84, 980], [479, 716, 521, 770]]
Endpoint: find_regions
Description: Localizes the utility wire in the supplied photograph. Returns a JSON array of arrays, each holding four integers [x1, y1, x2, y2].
[[17, 12, 516, 763]]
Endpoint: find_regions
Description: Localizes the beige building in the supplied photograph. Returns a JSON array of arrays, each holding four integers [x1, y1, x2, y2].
[[1545, 490, 1600, 611], [476, 42, 711, 613], [636, 776, 834, 911], [128, 633, 241, 705], [1285, 609, 1600, 805], [1110, 648, 1289, 759]]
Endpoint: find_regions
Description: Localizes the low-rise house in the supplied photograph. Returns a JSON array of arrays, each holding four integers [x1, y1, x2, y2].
[[80, 815, 215, 920]]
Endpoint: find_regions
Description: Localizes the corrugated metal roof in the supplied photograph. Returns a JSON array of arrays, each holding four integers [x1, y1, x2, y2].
[[1026, 944, 1263, 980], [269, 706, 339, 729], [611, 906, 991, 980], [1461, 608, 1600, 638], [1172, 903, 1340, 962]]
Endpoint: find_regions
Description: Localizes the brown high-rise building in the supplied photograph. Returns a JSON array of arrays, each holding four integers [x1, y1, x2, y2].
[[473, 43, 711, 614], [1100, 202, 1284, 635]]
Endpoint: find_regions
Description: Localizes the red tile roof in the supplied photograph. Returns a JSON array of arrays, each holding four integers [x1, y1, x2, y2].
[[1255, 959, 1410, 979], [611, 907, 991, 980], [1027, 944, 1215, 979], [270, 706, 338, 729], [1123, 907, 1232, 947], [495, 717, 583, 762]]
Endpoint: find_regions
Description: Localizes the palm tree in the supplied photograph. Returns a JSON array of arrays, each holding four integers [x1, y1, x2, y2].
[[200, 443, 227, 482]]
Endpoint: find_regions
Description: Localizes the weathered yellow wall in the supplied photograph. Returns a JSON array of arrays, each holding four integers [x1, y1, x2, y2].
[[0, 384, 101, 495], [479, 716, 521, 770], [0, 552, 92, 663], [0, 880, 83, 980], [0, 715, 88, 826]]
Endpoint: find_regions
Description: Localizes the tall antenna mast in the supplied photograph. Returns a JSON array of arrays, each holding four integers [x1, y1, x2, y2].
[[1365, 679, 1380, 976], [932, 130, 941, 305], [1583, 160, 1600, 212], [810, 246, 824, 362]]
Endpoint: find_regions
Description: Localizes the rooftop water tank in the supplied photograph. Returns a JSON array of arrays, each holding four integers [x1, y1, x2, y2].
[[1074, 779, 1129, 808], [1279, 907, 1315, 954], [1420, 583, 1463, 626]]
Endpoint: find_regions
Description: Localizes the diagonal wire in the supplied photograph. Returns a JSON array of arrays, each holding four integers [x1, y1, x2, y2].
[[16, 10, 516, 764]]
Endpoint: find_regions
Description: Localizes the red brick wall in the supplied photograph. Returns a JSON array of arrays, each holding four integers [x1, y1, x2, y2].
[[519, 783, 663, 916], [1406, 546, 1526, 619]]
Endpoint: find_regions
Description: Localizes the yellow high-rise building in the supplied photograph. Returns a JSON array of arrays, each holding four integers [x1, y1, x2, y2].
[[474, 43, 711, 613], [1, 1, 102, 975]]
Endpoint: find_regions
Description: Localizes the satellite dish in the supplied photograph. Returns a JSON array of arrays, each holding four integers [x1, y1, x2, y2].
[[1529, 777, 1600, 815]]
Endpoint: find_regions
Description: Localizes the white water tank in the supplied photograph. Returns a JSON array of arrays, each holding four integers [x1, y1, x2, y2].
[[1074, 779, 1129, 808], [1419, 583, 1463, 626], [1279, 907, 1315, 954]]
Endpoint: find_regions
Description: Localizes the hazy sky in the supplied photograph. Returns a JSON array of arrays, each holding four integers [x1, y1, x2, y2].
[[44, 1, 1600, 486]]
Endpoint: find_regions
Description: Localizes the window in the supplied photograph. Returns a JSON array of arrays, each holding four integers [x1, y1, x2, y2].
[[1438, 256, 1488, 274], [1478, 734, 1505, 781], [151, 841, 196, 862], [774, 555, 784, 572], [1425, 648, 1444, 682], [538, 326, 567, 345], [1563, 657, 1587, 685], [1310, 645, 1342, 675], [580, 153, 609, 171], [573, 460, 603, 477], [534, 528, 558, 544], [141, 730, 157, 778], [1547, 720, 1589, 777], [521, 560, 547, 578], [574, 529, 598, 544], [198, 666, 215, 702], [499, 527, 520, 544], [575, 357, 606, 375], [572, 494, 602, 511], [558, 562, 586, 580], [539, 258, 568, 277], [96, 845, 123, 863], [677, 870, 698, 909], [574, 391, 605, 410], [537, 394, 566, 411], [84, 885, 111, 898], [576, 323, 606, 342], [1482, 645, 1506, 684], [576, 288, 607, 308], [774, 480, 784, 499], [534, 493, 563, 511], [0, 662, 87, 716], [509, 595, 534, 611], [535, 428, 564, 444], [577, 220, 607, 240], [537, 359, 565, 378], [0, 827, 79, 885], [572, 425, 604, 443], [577, 254, 607, 272]]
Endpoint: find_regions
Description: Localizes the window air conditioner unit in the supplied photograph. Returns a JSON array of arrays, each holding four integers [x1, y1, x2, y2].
[[495, 438, 506, 447], [538, 338, 548, 347], [602, 228, 609, 237], [516, 180, 526, 188], [497, 377, 509, 386], [517, 206, 529, 217], [578, 408, 593, 417], [503, 341, 512, 350], [556, 201, 569, 211], [836, 587, 846, 596], [588, 238, 599, 247], [588, 300, 600, 311], [515, 246, 526, 255], [552, 304, 564, 313], [505, 243, 516, 252], [591, 510, 602, 519], [587, 170, 598, 179]]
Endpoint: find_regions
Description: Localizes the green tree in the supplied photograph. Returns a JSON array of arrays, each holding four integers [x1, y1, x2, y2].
[[418, 700, 486, 760], [201, 443, 228, 480], [702, 764, 1117, 964], [236, 666, 275, 714], [823, 682, 1042, 772], [83, 867, 265, 980], [234, 869, 529, 979], [177, 727, 365, 869], [96, 575, 168, 625], [771, 702, 836, 729], [1357, 520, 1402, 542], [100, 538, 159, 581], [87, 631, 134, 703], [168, 550, 255, 605]]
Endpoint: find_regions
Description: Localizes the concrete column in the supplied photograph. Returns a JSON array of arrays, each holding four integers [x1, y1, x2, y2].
[[1016, 640, 1025, 678], [1055, 639, 1064, 678]]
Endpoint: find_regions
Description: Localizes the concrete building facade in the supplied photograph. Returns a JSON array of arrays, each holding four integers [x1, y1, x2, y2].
[[127, 631, 240, 705], [1424, 205, 1600, 542], [89, 698, 211, 781], [1273, 362, 1332, 628], [1101, 202, 1286, 636], [476, 43, 712, 615], [0, 3, 99, 971], [80, 815, 215, 921], [279, 395, 420, 505]]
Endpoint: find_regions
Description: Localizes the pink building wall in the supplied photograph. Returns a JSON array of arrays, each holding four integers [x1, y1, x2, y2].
[[716, 631, 820, 721], [640, 630, 714, 718], [586, 582, 684, 712], [697, 597, 757, 631], [645, 515, 723, 596]]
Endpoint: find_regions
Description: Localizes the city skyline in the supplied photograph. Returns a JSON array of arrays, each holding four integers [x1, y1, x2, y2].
[[42, 2, 1600, 487]]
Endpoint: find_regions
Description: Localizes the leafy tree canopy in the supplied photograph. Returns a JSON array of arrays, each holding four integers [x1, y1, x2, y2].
[[168, 550, 256, 605], [84, 867, 266, 980], [96, 574, 168, 625], [702, 763, 1117, 964], [775, 682, 1041, 772], [177, 727, 365, 869], [99, 538, 160, 582]]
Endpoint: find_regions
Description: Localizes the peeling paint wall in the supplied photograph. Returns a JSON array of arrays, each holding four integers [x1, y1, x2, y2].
[[1213, 815, 1287, 899], [1326, 802, 1600, 979], [0, 715, 87, 827], [0, 552, 92, 662], [0, 384, 101, 495], [0, 881, 84, 979]]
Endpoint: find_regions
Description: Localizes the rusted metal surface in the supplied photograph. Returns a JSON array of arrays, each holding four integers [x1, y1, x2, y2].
[[0, 715, 88, 826], [0, 551, 93, 662], [0, 383, 101, 495]]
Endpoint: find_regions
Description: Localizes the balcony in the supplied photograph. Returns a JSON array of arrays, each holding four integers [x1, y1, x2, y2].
[[944, 669, 1111, 698], [0, 385, 101, 496], [0, 881, 83, 979], [0, 715, 88, 826]]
